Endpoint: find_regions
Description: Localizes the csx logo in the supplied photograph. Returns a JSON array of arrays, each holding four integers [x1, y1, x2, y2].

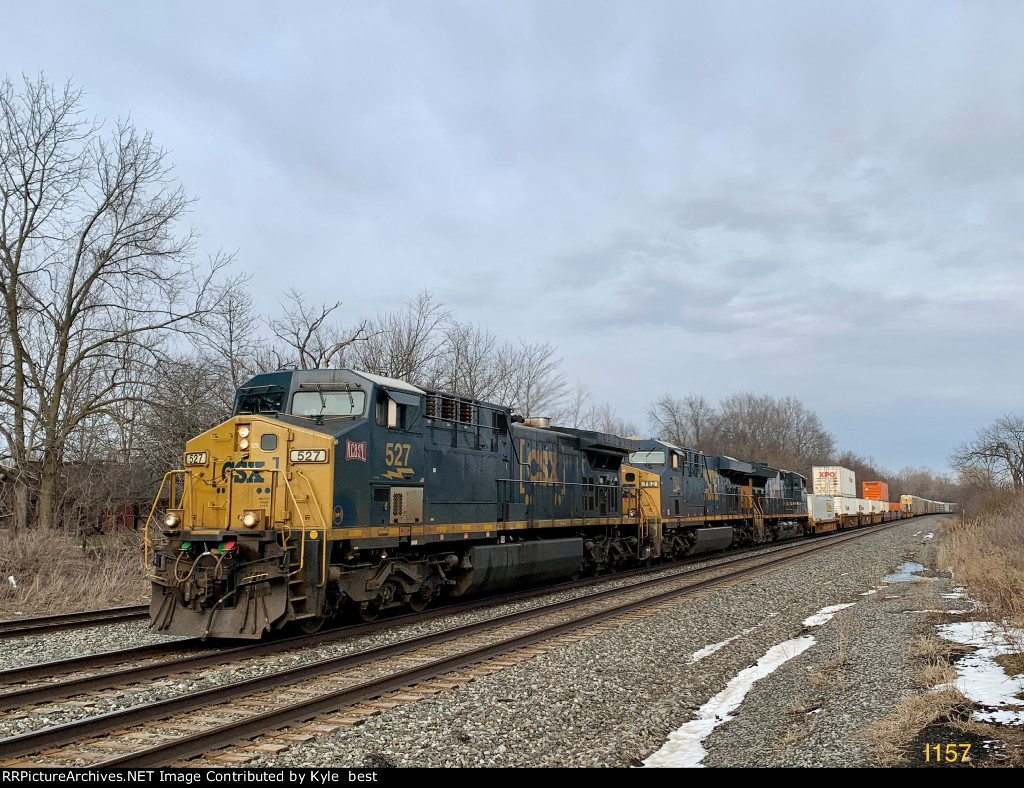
[[221, 460, 265, 484]]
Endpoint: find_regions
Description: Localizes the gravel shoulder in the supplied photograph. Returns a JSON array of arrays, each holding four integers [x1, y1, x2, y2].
[[234, 516, 959, 768], [2, 517, 981, 768]]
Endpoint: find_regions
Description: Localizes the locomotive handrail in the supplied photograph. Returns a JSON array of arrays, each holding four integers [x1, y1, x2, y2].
[[142, 467, 328, 588], [284, 470, 329, 587], [497, 478, 630, 528], [142, 469, 195, 580]]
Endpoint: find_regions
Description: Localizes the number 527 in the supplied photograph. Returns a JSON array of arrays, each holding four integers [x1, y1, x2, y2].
[[385, 443, 411, 466]]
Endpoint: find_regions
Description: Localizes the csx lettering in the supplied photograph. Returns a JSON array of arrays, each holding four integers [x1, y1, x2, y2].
[[221, 460, 265, 484], [385, 443, 411, 466]]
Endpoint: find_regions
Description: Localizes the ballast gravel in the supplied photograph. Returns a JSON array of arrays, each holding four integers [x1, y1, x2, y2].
[[0, 540, 814, 741], [237, 516, 958, 768], [0, 518, 960, 767]]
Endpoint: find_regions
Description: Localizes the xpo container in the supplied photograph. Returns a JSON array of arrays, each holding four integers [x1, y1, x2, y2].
[[862, 481, 889, 501], [812, 466, 856, 498]]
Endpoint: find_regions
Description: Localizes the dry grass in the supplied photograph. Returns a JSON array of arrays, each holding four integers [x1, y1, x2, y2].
[[807, 617, 854, 691], [858, 631, 984, 766], [860, 687, 976, 766], [937, 500, 1024, 629], [0, 528, 149, 616], [786, 696, 820, 715]]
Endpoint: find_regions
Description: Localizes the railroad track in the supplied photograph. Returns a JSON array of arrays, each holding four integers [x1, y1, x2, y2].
[[0, 521, 892, 705], [0, 523, 852, 694], [0, 519, 906, 768], [0, 606, 149, 640]]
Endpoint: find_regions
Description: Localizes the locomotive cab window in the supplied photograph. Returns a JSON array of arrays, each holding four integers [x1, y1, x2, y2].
[[234, 387, 285, 415], [376, 389, 419, 429], [628, 450, 666, 466], [292, 389, 365, 418]]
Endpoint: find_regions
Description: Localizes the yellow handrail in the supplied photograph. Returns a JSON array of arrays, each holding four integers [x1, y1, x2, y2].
[[142, 469, 191, 580], [142, 466, 330, 587]]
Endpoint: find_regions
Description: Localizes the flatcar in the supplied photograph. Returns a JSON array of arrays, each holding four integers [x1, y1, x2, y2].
[[142, 367, 951, 640]]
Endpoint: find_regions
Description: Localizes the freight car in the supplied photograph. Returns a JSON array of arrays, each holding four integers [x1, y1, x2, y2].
[[142, 368, 947, 640], [900, 494, 956, 515]]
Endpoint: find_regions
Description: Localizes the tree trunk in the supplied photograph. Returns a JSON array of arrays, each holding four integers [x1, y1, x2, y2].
[[35, 456, 60, 530]]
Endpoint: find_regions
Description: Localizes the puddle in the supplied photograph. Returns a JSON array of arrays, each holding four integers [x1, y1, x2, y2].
[[883, 562, 930, 583]]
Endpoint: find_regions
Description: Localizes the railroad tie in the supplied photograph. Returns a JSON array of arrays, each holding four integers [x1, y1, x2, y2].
[[315, 715, 366, 726]]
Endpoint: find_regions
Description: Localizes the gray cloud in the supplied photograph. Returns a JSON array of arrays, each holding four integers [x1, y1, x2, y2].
[[5, 0, 1024, 471]]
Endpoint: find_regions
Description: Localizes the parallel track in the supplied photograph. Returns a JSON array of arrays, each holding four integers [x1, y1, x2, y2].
[[0, 519, 909, 767], [0, 521, 894, 707], [0, 606, 148, 640]]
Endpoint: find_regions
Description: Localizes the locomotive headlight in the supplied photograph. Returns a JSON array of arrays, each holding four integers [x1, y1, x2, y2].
[[237, 425, 250, 439], [238, 438, 250, 451], [163, 509, 183, 531], [241, 509, 262, 528]]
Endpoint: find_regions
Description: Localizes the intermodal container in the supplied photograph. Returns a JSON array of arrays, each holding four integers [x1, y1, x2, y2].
[[812, 466, 856, 498], [862, 481, 889, 501]]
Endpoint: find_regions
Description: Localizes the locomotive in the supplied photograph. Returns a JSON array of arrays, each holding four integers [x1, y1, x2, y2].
[[143, 368, 836, 639]]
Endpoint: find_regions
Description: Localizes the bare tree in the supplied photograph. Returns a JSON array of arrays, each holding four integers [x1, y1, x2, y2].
[[352, 290, 450, 383], [949, 414, 1024, 490], [491, 340, 567, 418], [430, 319, 501, 400], [555, 383, 593, 429], [196, 277, 261, 389], [136, 354, 235, 474], [0, 74, 231, 530], [582, 401, 639, 436], [647, 393, 719, 450], [715, 392, 834, 473], [889, 465, 960, 504], [266, 288, 369, 370]]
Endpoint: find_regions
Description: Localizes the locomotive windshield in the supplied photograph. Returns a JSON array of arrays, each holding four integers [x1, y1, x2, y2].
[[628, 450, 666, 466], [292, 389, 366, 418]]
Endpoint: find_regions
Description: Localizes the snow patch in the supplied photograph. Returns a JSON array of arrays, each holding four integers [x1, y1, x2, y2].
[[642, 636, 816, 768], [644, 602, 859, 768], [802, 603, 856, 628], [937, 621, 1024, 726]]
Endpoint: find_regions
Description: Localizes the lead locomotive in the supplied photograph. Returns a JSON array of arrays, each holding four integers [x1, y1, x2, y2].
[[146, 368, 809, 639]]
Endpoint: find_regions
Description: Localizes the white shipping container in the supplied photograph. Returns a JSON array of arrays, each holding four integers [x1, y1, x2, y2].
[[807, 495, 836, 522], [812, 466, 857, 498]]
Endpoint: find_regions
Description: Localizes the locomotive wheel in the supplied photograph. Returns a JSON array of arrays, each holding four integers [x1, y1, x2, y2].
[[356, 600, 381, 622], [407, 594, 430, 613], [299, 616, 326, 634]]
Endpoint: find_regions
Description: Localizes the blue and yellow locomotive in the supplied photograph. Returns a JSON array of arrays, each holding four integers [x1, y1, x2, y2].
[[145, 368, 809, 639]]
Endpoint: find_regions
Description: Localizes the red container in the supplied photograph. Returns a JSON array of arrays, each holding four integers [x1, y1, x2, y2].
[[862, 481, 889, 501]]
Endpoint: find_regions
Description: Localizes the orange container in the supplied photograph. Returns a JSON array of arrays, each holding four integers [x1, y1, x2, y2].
[[862, 481, 889, 501]]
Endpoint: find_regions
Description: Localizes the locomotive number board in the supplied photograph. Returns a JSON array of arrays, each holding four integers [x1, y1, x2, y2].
[[290, 449, 328, 463], [184, 451, 208, 466]]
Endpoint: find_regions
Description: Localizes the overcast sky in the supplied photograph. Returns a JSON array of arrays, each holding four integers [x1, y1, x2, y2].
[[5, 1, 1023, 474]]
